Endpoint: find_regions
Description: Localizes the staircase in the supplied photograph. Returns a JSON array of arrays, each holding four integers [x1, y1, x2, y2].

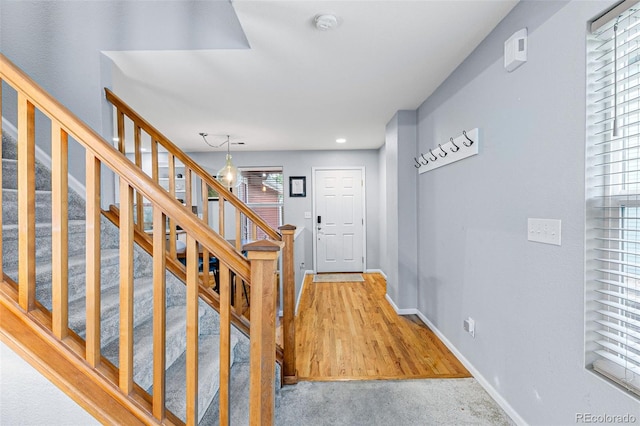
[[2, 129, 251, 422], [0, 53, 293, 424]]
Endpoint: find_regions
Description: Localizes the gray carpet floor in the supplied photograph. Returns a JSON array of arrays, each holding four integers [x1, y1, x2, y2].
[[276, 379, 513, 426], [201, 362, 514, 425]]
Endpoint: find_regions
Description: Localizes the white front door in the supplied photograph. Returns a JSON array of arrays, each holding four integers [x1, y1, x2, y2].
[[314, 168, 365, 273]]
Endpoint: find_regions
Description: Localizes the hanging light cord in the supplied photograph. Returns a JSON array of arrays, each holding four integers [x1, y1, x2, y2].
[[199, 132, 230, 149]]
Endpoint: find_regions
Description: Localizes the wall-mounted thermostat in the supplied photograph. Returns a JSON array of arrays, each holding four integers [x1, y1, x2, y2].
[[504, 28, 527, 72]]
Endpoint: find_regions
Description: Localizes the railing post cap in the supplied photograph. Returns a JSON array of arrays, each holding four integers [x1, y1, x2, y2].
[[279, 224, 296, 232], [243, 239, 283, 252]]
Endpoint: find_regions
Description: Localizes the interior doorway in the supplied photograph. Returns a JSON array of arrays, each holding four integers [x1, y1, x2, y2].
[[312, 167, 365, 273]]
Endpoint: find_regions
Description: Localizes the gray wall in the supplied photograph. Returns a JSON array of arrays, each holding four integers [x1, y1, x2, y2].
[[378, 144, 388, 276], [413, 0, 639, 423], [0, 0, 247, 200], [385, 117, 399, 301], [185, 149, 381, 273], [385, 111, 419, 309]]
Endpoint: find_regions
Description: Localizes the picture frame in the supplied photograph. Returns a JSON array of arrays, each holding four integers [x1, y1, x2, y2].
[[289, 176, 306, 197]]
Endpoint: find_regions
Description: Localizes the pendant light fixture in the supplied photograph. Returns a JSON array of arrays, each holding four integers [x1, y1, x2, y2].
[[199, 132, 241, 191], [216, 135, 240, 190]]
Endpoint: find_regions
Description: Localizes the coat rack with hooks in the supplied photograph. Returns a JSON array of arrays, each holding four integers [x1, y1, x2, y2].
[[414, 128, 479, 174]]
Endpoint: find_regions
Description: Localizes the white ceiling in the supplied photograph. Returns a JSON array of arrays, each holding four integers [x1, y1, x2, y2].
[[106, 1, 518, 153]]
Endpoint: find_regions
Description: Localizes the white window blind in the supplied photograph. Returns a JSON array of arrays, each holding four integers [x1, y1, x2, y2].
[[236, 168, 283, 240], [587, 3, 640, 399]]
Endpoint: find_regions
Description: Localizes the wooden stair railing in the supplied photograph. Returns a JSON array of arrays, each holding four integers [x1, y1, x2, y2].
[[101, 204, 286, 364], [105, 88, 297, 385], [0, 53, 282, 425]]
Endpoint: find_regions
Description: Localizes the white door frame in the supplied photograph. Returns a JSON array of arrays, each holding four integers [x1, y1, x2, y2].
[[312, 166, 367, 273]]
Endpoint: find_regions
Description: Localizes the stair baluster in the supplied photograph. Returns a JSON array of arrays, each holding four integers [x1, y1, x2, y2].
[[152, 208, 167, 421], [85, 151, 102, 368], [51, 122, 69, 339], [104, 88, 297, 379], [17, 92, 36, 311]]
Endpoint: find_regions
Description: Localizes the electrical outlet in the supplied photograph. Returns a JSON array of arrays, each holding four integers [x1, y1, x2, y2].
[[463, 317, 475, 338], [527, 218, 561, 246]]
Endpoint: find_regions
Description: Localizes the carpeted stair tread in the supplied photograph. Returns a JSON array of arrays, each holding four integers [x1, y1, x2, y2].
[[2, 188, 85, 225], [2, 157, 52, 190], [2, 220, 86, 232], [3, 248, 121, 309], [67, 276, 156, 347], [101, 304, 205, 391], [2, 133, 18, 160], [1, 129, 254, 421], [200, 361, 250, 425], [1, 220, 88, 265], [163, 332, 239, 423]]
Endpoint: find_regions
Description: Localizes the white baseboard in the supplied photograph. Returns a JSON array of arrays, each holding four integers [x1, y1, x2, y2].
[[2, 117, 86, 198], [414, 310, 527, 426], [385, 293, 418, 316], [294, 271, 314, 315], [3, 117, 18, 141], [366, 268, 387, 279]]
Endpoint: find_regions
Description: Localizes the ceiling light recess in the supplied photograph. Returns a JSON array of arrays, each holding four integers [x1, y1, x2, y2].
[[315, 14, 338, 31], [336, 138, 347, 144]]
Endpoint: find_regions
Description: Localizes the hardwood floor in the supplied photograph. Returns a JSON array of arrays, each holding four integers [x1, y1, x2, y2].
[[295, 273, 470, 381]]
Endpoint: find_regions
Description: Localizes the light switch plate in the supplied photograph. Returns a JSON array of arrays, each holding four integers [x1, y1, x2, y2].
[[304, 211, 312, 219], [528, 218, 561, 246]]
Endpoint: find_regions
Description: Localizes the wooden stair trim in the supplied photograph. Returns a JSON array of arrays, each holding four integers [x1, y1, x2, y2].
[[101, 206, 285, 365], [1, 53, 286, 425], [104, 88, 281, 243], [1, 53, 251, 285], [0, 278, 183, 425]]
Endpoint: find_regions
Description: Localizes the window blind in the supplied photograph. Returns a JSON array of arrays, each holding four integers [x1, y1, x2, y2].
[[587, 4, 640, 398], [237, 169, 284, 240]]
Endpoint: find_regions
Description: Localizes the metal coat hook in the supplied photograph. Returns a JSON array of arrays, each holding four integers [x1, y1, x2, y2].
[[416, 127, 479, 173], [438, 144, 447, 158], [450, 137, 460, 152], [463, 130, 474, 147]]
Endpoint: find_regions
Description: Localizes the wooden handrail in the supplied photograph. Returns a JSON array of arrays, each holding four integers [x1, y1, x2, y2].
[[104, 88, 280, 242], [0, 54, 250, 283], [1, 52, 277, 425], [105, 86, 298, 385]]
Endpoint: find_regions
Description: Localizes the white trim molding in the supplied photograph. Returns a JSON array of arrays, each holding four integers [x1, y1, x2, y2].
[[366, 268, 387, 279], [295, 270, 315, 315], [415, 310, 527, 426], [385, 293, 418, 316]]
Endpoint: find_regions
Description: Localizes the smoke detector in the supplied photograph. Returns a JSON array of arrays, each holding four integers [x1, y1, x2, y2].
[[315, 14, 338, 31]]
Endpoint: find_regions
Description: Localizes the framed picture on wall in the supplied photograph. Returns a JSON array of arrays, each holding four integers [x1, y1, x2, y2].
[[289, 176, 306, 197]]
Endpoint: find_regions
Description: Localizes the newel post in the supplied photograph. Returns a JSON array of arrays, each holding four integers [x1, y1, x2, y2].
[[244, 239, 283, 426], [279, 224, 298, 385]]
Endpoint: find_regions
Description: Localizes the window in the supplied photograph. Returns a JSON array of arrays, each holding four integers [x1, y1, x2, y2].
[[236, 168, 283, 240], [586, 3, 640, 398]]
